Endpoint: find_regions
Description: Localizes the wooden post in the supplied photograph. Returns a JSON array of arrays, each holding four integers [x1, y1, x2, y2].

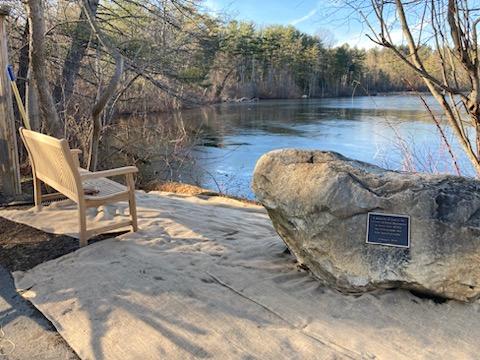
[[0, 6, 21, 196]]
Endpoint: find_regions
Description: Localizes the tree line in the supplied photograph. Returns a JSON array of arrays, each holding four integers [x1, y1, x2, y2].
[[210, 21, 444, 99], [7, 1, 444, 114]]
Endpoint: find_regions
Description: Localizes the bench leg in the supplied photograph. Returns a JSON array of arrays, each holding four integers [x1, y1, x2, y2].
[[126, 174, 138, 232], [78, 203, 88, 247], [33, 176, 42, 211]]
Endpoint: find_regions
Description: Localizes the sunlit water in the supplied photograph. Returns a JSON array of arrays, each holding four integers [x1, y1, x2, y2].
[[118, 95, 475, 199]]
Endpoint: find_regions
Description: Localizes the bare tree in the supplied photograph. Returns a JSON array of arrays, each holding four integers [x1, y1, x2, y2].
[[356, 0, 480, 175], [24, 0, 124, 169], [25, 0, 62, 136], [53, 0, 100, 113], [81, 0, 124, 171]]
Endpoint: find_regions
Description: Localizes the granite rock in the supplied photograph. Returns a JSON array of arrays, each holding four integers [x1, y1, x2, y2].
[[252, 149, 480, 301]]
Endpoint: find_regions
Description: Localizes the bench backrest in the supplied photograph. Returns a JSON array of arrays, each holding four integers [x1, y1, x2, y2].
[[19, 128, 82, 201]]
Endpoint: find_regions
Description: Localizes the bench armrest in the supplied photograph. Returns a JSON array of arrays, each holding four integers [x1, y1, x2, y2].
[[80, 166, 138, 180], [71, 149, 82, 168]]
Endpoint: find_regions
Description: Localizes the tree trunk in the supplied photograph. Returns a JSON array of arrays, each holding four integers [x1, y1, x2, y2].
[[53, 0, 99, 110], [26, 0, 62, 136], [16, 21, 29, 108], [215, 67, 234, 98], [88, 55, 124, 171], [80, 0, 124, 171], [26, 70, 41, 131]]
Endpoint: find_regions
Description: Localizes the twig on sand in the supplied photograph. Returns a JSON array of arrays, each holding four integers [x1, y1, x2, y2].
[[0, 325, 15, 356], [207, 271, 289, 322], [206, 272, 362, 359]]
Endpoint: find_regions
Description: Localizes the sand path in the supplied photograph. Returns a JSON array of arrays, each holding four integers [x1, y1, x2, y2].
[[1, 191, 479, 359]]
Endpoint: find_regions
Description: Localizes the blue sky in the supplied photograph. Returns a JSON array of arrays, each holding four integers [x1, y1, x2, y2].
[[202, 0, 378, 48]]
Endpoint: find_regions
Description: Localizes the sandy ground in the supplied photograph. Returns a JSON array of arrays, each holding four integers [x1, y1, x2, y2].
[[0, 266, 79, 359], [0, 215, 121, 359], [1, 191, 480, 360], [0, 181, 218, 360], [0, 217, 79, 359]]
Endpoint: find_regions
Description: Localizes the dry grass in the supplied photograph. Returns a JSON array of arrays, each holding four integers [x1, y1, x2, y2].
[[141, 180, 260, 205]]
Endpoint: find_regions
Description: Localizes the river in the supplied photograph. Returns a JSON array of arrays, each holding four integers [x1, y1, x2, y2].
[[113, 95, 474, 199]]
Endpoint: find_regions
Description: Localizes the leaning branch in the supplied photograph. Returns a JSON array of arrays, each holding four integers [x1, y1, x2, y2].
[[81, 0, 124, 170]]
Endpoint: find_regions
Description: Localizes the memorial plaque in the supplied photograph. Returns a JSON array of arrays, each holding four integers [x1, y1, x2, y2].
[[366, 212, 410, 248]]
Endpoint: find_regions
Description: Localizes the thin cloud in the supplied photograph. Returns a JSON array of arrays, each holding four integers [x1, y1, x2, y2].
[[203, 0, 220, 14], [290, 7, 318, 26]]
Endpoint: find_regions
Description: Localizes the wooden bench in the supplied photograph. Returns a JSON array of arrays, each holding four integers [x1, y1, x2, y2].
[[19, 127, 138, 247]]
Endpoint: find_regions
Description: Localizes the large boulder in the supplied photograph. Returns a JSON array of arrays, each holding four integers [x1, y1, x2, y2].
[[252, 149, 480, 302]]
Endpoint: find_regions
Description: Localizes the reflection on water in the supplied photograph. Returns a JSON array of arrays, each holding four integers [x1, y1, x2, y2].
[[116, 95, 475, 199]]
